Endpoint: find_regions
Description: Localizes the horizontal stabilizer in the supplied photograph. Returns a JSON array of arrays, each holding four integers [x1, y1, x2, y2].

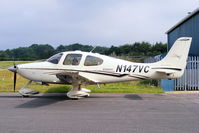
[[155, 69, 178, 74]]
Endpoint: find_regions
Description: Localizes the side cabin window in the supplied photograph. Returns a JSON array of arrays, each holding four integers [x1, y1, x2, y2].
[[84, 55, 103, 66], [47, 53, 63, 64], [63, 54, 82, 65]]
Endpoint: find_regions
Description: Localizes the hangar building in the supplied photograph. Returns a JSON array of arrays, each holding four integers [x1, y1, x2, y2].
[[162, 7, 199, 91]]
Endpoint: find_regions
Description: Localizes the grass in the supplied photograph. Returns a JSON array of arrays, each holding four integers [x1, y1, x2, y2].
[[0, 61, 163, 93]]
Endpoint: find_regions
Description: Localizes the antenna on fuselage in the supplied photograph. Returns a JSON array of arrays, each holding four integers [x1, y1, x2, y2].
[[90, 46, 97, 53]]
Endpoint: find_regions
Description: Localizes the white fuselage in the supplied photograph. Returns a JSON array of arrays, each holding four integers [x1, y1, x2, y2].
[[16, 51, 181, 85], [8, 37, 192, 98]]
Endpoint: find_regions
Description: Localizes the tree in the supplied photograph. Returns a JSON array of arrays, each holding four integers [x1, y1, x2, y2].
[[0, 41, 167, 61], [151, 42, 167, 55], [30, 44, 55, 59], [0, 51, 10, 61]]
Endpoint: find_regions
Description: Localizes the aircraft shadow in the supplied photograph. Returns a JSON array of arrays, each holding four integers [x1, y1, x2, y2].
[[15, 93, 70, 108], [15, 94, 143, 108], [12, 85, 71, 108], [0, 95, 22, 98], [88, 94, 143, 100], [124, 94, 143, 100], [0, 92, 144, 109]]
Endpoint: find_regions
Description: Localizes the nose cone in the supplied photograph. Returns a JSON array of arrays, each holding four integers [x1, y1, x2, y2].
[[8, 66, 17, 73]]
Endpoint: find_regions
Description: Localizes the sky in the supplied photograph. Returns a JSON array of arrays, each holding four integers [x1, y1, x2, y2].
[[0, 0, 199, 50]]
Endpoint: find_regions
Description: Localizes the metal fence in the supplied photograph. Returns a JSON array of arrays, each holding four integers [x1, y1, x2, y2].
[[174, 56, 199, 91], [145, 55, 199, 91]]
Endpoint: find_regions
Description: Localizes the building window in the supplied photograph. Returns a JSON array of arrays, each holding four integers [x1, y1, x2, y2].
[[63, 54, 82, 65], [84, 55, 103, 66]]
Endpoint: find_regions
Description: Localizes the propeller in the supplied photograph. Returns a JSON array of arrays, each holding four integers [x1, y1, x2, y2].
[[13, 64, 17, 92], [8, 62, 18, 92]]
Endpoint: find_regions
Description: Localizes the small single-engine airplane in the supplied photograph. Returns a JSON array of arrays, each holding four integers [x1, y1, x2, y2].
[[8, 37, 192, 99]]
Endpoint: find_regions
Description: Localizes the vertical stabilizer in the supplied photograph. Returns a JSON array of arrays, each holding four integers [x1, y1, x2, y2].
[[154, 37, 192, 77]]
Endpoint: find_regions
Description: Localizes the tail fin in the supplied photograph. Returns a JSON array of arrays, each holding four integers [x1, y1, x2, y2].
[[154, 37, 192, 78]]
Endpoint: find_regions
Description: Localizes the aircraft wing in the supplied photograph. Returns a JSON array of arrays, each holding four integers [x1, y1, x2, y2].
[[47, 70, 98, 84]]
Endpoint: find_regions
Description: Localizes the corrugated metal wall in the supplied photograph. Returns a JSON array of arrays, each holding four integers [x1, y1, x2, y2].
[[168, 13, 199, 56]]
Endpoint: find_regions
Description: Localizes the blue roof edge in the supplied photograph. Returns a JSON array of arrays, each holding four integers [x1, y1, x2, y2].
[[166, 7, 199, 34]]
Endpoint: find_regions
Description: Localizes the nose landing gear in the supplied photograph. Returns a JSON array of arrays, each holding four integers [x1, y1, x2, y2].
[[19, 81, 39, 97]]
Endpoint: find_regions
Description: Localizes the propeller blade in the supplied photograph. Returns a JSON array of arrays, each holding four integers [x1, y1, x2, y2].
[[13, 64, 17, 92], [14, 71, 17, 92]]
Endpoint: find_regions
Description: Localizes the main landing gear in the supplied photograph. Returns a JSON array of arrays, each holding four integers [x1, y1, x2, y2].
[[67, 83, 91, 99]]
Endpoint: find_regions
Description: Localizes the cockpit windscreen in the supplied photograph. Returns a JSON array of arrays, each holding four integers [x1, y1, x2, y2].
[[47, 53, 63, 64]]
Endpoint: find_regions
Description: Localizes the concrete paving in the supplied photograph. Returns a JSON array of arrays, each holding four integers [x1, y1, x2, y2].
[[0, 93, 199, 133]]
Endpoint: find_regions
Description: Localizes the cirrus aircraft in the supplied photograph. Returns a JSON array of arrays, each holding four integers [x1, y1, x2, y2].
[[8, 37, 192, 99]]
